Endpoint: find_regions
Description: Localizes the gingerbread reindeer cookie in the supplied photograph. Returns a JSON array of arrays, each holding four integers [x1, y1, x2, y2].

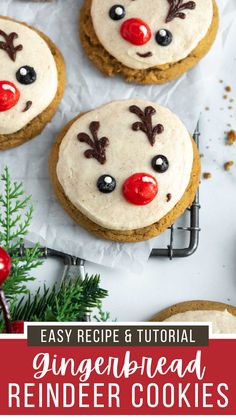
[[49, 99, 201, 242], [0, 16, 66, 149], [152, 301, 236, 334], [80, 0, 218, 84]]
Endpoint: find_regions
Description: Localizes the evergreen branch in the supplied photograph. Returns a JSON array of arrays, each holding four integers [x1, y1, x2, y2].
[[94, 302, 113, 322], [10, 275, 108, 323], [0, 167, 109, 327], [0, 167, 43, 298]]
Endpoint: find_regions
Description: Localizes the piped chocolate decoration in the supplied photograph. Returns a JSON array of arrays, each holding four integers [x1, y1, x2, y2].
[[166, 193, 172, 202], [137, 51, 153, 58], [22, 101, 32, 113], [0, 29, 23, 62], [166, 0, 196, 23], [77, 121, 109, 165], [129, 105, 164, 146]]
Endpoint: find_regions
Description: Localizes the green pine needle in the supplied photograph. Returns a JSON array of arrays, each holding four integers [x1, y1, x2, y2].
[[94, 302, 114, 322], [0, 167, 110, 327], [0, 167, 43, 299], [10, 275, 108, 322]]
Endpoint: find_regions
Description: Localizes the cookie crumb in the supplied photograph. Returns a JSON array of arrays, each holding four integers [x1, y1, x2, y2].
[[224, 161, 234, 171], [225, 86, 231, 92], [203, 172, 212, 180], [205, 106, 210, 111], [200, 153, 204, 158], [227, 130, 236, 145], [223, 95, 228, 100]]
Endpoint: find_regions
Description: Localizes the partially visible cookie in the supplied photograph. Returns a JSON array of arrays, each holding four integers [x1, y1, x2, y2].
[[49, 99, 200, 243], [80, 0, 219, 84], [0, 16, 66, 149], [151, 301, 236, 334]]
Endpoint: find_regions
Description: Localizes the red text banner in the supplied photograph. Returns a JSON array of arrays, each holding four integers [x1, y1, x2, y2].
[[0, 325, 235, 415]]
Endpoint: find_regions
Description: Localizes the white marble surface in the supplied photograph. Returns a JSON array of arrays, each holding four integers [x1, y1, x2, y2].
[[32, 18, 236, 322]]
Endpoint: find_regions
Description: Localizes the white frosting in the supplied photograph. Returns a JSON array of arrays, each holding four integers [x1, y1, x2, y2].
[[165, 310, 236, 334], [0, 17, 58, 134], [91, 0, 213, 70], [57, 99, 193, 231]]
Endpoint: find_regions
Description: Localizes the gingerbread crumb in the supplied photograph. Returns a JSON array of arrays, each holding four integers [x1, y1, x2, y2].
[[205, 106, 210, 111], [223, 95, 228, 100], [225, 86, 231, 92], [203, 172, 212, 180], [227, 130, 236, 145], [224, 161, 234, 171]]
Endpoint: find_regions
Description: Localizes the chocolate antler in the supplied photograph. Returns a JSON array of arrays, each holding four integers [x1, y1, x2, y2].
[[166, 0, 196, 23], [129, 105, 164, 146], [77, 121, 109, 165], [0, 29, 23, 61]]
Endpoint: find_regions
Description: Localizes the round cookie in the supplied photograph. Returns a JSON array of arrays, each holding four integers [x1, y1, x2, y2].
[[80, 0, 219, 84], [49, 99, 200, 242], [0, 16, 66, 149], [151, 301, 236, 334]]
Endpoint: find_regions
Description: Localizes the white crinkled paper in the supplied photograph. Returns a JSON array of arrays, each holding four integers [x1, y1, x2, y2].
[[0, 0, 235, 271]]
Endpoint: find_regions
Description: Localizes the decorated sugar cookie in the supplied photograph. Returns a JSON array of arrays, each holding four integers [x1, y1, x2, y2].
[[152, 301, 236, 334], [49, 99, 200, 242], [80, 0, 218, 84], [0, 16, 66, 149]]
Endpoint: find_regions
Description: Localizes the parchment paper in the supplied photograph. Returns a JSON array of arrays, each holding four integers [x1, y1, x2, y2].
[[0, 0, 235, 271]]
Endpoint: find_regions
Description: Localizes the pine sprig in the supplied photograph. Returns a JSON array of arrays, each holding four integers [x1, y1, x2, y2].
[[0, 168, 31, 247], [0, 167, 110, 329], [0, 167, 43, 299], [94, 302, 113, 322], [3, 245, 43, 298], [10, 275, 108, 322]]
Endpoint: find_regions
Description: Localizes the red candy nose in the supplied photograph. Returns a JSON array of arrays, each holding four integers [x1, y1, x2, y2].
[[0, 80, 20, 112], [123, 173, 158, 206], [120, 18, 152, 46]]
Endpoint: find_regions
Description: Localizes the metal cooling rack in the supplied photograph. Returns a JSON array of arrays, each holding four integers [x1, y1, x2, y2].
[[151, 122, 200, 259]]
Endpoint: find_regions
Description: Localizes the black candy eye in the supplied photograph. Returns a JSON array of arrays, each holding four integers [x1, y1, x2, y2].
[[109, 4, 126, 20], [155, 29, 173, 46], [97, 175, 116, 193], [152, 155, 169, 173], [16, 66, 37, 85]]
